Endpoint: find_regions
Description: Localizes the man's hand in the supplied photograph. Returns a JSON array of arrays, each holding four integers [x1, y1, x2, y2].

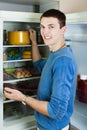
[[4, 87, 24, 101]]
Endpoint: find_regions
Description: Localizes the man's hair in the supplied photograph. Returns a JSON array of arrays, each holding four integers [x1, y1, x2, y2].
[[40, 9, 66, 28]]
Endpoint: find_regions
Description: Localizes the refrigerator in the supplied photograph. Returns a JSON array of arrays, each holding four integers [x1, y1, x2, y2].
[[0, 10, 49, 130], [65, 11, 87, 130]]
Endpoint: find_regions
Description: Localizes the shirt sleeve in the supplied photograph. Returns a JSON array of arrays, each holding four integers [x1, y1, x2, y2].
[[33, 59, 47, 73], [47, 56, 75, 119]]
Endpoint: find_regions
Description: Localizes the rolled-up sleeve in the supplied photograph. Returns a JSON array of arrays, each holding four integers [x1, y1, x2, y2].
[[47, 57, 74, 120]]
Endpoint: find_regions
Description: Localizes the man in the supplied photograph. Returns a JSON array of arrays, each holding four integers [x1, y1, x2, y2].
[[4, 9, 77, 130]]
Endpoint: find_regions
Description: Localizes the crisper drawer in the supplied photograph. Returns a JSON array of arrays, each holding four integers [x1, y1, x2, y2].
[[4, 115, 37, 130], [4, 101, 34, 120]]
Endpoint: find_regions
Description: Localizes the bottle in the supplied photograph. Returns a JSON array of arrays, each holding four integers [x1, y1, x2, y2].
[[3, 53, 7, 61], [3, 30, 7, 45], [78, 75, 87, 103]]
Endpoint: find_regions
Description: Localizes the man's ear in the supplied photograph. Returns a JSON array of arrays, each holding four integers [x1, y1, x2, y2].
[[61, 26, 67, 34]]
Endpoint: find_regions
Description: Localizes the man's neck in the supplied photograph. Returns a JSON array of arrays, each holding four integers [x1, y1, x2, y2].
[[49, 41, 66, 52]]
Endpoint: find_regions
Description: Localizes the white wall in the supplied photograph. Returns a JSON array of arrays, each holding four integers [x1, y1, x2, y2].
[[59, 0, 87, 13]]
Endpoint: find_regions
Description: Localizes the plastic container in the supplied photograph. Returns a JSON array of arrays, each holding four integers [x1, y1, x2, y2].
[[77, 75, 87, 103], [8, 31, 30, 45]]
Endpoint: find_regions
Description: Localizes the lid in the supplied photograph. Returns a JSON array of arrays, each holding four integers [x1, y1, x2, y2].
[[80, 75, 87, 80]]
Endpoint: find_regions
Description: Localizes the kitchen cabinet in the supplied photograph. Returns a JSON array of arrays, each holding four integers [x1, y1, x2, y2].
[[65, 12, 87, 130], [0, 10, 49, 130]]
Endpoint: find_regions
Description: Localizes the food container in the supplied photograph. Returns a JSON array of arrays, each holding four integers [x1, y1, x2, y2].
[[6, 47, 22, 60], [8, 31, 30, 45], [22, 50, 32, 59], [77, 75, 87, 103]]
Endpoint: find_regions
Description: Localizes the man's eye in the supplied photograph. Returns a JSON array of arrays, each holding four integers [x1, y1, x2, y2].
[[49, 26, 54, 29], [40, 25, 44, 29]]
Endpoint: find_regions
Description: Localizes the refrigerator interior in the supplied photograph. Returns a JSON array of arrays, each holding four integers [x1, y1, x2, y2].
[[65, 23, 87, 75], [3, 21, 49, 130], [65, 23, 87, 130]]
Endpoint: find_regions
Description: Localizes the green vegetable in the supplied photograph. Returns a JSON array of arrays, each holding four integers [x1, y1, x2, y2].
[[6, 48, 20, 58]]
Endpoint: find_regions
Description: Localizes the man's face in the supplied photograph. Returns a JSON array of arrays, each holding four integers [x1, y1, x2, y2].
[[40, 17, 66, 46]]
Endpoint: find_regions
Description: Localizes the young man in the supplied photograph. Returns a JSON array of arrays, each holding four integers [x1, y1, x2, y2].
[[4, 9, 77, 130]]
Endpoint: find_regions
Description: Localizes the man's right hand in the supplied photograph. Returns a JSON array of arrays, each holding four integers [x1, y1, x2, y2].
[[29, 28, 37, 45]]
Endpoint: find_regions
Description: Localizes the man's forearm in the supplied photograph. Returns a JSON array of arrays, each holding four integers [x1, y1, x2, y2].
[[32, 43, 41, 62]]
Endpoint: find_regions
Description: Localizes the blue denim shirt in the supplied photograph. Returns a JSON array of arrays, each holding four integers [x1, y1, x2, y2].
[[34, 45, 77, 130]]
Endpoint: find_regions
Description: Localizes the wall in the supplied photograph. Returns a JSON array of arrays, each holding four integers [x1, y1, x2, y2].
[[59, 0, 87, 13]]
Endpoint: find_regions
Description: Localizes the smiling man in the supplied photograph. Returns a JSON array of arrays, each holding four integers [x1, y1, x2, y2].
[[4, 9, 77, 130]]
